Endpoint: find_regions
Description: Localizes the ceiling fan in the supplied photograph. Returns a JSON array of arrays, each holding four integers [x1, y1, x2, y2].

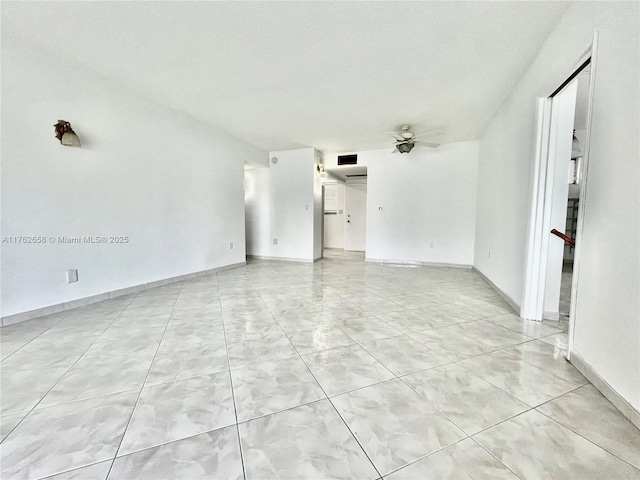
[[387, 125, 442, 154]]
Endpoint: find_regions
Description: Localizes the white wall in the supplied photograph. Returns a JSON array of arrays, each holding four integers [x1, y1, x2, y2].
[[325, 142, 479, 266], [1, 37, 266, 317], [474, 2, 639, 410], [244, 148, 319, 262], [323, 181, 346, 249]]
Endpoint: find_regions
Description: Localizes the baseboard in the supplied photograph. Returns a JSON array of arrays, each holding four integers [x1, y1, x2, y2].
[[472, 267, 520, 315], [544, 310, 560, 321], [570, 350, 640, 430], [1, 261, 246, 327], [247, 255, 315, 264], [366, 258, 473, 269]]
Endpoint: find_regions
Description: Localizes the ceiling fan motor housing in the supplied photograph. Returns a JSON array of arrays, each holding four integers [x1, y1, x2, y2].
[[400, 125, 415, 139]]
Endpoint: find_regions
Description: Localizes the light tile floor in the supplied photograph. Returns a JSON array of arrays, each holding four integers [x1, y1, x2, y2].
[[1, 251, 639, 479]]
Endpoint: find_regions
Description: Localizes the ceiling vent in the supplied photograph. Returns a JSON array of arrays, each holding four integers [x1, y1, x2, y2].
[[338, 154, 357, 165]]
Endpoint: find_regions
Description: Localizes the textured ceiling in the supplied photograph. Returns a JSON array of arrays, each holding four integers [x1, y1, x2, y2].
[[2, 1, 569, 153]]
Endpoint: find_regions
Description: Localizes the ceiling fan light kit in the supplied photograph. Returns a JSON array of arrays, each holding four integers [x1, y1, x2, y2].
[[397, 143, 415, 154]]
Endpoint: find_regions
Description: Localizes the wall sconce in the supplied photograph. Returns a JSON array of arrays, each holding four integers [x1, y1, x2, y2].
[[54, 120, 81, 147]]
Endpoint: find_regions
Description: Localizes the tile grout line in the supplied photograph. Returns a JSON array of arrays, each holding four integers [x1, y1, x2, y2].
[[0, 295, 140, 449], [54, 280, 232, 464], [534, 406, 640, 472], [219, 274, 249, 480], [326, 330, 478, 471], [278, 298, 580, 477], [337, 316, 538, 477], [368, 337, 531, 480], [468, 436, 525, 480], [284, 310, 476, 478], [445, 336, 588, 403], [261, 295, 385, 479], [105, 281, 185, 479], [2, 295, 145, 477], [1, 311, 71, 363]]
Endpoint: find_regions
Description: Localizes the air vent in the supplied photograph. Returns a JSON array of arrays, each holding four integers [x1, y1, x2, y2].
[[345, 174, 367, 178], [338, 154, 357, 165]]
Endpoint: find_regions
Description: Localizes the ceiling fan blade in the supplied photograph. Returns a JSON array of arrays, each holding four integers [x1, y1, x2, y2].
[[415, 141, 440, 148], [413, 129, 444, 139], [386, 132, 404, 141], [392, 147, 399, 154]]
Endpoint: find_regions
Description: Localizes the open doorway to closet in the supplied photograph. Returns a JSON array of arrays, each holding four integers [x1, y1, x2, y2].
[[558, 66, 591, 321], [522, 48, 595, 343]]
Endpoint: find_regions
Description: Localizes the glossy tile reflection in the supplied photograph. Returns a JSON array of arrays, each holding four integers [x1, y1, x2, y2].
[[537, 385, 640, 469], [404, 364, 529, 435], [302, 344, 394, 396], [110, 427, 243, 480], [1, 391, 137, 479], [118, 372, 235, 455], [231, 356, 325, 422], [386, 438, 519, 479], [1, 251, 637, 480], [332, 379, 466, 475], [239, 400, 378, 479], [475, 410, 640, 479], [457, 350, 587, 406]]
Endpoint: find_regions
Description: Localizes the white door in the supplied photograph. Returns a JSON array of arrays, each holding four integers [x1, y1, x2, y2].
[[542, 80, 578, 320], [345, 182, 367, 251]]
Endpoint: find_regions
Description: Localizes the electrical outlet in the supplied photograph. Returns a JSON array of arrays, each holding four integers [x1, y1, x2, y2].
[[378, 206, 384, 211], [273, 238, 278, 245], [429, 242, 434, 248], [67, 269, 78, 283], [305, 204, 309, 210], [229, 242, 233, 250]]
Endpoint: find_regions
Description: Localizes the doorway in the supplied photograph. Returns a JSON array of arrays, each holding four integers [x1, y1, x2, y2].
[[558, 67, 591, 320], [345, 179, 367, 252], [521, 43, 596, 346]]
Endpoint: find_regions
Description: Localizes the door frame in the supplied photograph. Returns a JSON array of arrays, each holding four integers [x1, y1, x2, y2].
[[521, 32, 599, 360], [320, 185, 325, 257]]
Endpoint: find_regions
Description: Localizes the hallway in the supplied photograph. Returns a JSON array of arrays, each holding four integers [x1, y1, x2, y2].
[[1, 253, 639, 479]]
